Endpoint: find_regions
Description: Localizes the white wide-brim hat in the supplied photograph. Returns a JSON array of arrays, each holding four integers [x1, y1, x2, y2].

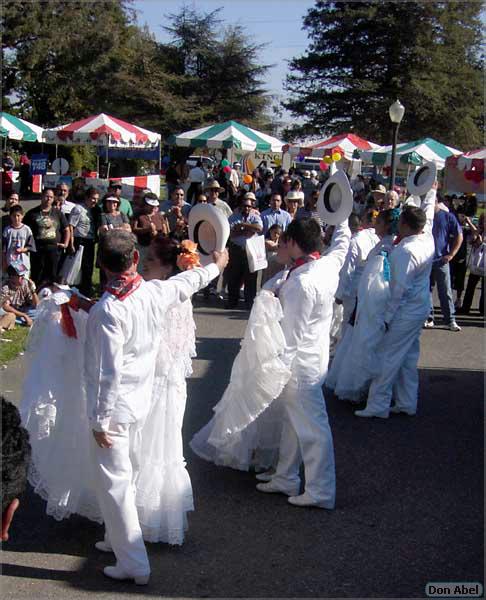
[[188, 204, 230, 266], [317, 170, 353, 225], [407, 161, 437, 197]]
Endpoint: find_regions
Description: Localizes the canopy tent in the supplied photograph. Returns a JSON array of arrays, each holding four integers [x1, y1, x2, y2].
[[0, 112, 44, 143], [285, 133, 379, 160], [43, 113, 161, 148], [167, 120, 286, 152], [361, 137, 462, 170], [446, 148, 486, 172]]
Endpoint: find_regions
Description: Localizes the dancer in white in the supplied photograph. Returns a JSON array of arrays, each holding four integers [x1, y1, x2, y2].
[[135, 236, 201, 545], [86, 230, 227, 584], [327, 208, 400, 401], [256, 216, 350, 508], [355, 188, 436, 418]]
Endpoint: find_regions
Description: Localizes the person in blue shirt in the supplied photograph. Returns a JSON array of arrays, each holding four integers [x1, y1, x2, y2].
[[226, 195, 263, 310], [424, 200, 463, 331], [260, 193, 292, 235]]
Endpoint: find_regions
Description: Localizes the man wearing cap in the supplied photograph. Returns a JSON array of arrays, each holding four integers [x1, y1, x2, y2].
[[108, 181, 134, 218], [226, 195, 263, 309], [204, 180, 233, 218], [86, 230, 228, 584], [260, 193, 292, 235], [370, 183, 387, 209]]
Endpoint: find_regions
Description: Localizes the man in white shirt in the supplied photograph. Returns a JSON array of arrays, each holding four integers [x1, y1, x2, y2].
[[355, 188, 436, 418], [257, 217, 350, 508], [187, 160, 206, 204], [86, 230, 228, 584]]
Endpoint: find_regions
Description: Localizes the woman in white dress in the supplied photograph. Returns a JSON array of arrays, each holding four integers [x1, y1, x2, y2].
[[326, 208, 400, 402]]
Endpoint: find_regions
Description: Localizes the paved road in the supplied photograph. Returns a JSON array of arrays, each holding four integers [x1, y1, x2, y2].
[[1, 295, 484, 599]]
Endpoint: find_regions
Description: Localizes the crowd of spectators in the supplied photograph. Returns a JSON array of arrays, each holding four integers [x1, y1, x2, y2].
[[1, 159, 483, 330]]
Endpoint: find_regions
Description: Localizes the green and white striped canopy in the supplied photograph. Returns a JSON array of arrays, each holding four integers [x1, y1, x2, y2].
[[361, 137, 462, 170], [167, 120, 286, 152], [0, 112, 44, 142]]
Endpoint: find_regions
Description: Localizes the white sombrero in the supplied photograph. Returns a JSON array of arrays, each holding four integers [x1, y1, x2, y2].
[[407, 161, 437, 197], [317, 170, 353, 225], [188, 204, 230, 266]]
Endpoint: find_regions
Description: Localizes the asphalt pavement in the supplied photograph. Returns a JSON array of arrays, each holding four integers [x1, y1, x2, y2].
[[1, 294, 484, 599]]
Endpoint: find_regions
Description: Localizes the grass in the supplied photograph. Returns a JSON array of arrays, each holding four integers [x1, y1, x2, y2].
[[0, 325, 29, 365]]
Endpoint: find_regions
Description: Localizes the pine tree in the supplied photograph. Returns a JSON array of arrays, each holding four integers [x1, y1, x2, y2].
[[283, 1, 483, 149]]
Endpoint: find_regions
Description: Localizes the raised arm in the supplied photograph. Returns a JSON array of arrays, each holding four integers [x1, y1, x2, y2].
[[421, 188, 436, 237], [326, 219, 351, 271]]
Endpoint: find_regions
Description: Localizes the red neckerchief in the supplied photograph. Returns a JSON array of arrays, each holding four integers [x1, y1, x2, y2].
[[393, 235, 402, 245], [105, 272, 142, 301], [286, 251, 320, 279]]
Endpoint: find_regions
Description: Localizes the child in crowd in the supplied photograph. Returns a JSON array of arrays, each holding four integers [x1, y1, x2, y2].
[[261, 223, 283, 285], [2, 205, 36, 278]]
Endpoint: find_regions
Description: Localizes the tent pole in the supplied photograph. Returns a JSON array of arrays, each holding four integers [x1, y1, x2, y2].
[[158, 142, 162, 173], [55, 144, 58, 159]]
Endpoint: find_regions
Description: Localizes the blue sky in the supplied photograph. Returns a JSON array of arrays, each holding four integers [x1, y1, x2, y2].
[[132, 0, 315, 123]]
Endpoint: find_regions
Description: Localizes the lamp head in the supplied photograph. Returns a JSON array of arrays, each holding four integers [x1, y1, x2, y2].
[[389, 99, 405, 124]]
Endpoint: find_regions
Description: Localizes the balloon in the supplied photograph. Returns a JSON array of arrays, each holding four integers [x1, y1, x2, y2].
[[323, 155, 333, 164], [243, 174, 253, 184], [319, 160, 329, 171], [332, 152, 342, 162], [221, 159, 229, 167], [223, 165, 232, 173]]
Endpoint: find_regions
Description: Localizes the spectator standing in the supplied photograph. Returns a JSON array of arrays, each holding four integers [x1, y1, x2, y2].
[[55, 182, 76, 215], [458, 213, 484, 316], [204, 180, 233, 217], [187, 160, 205, 205], [165, 161, 179, 198], [2, 206, 36, 278], [424, 200, 463, 331], [19, 152, 31, 196], [132, 193, 169, 272], [107, 181, 133, 218], [2, 191, 20, 233], [260, 193, 291, 235], [226, 197, 263, 309], [160, 187, 191, 234], [284, 191, 301, 220], [261, 223, 283, 285], [296, 190, 323, 228], [68, 187, 102, 297], [24, 188, 69, 286]]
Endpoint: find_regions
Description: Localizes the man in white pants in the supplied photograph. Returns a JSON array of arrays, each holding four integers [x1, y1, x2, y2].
[[355, 188, 436, 418], [257, 217, 350, 508], [85, 230, 227, 584]]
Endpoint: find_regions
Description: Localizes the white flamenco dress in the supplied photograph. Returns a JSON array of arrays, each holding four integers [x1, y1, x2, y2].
[[20, 289, 101, 523], [134, 299, 196, 545], [327, 243, 393, 401], [190, 290, 291, 471]]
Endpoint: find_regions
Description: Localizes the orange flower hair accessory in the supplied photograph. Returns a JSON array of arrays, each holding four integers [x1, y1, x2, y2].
[[177, 239, 201, 271]]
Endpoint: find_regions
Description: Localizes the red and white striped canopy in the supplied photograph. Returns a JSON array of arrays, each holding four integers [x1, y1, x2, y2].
[[285, 133, 379, 160], [43, 113, 161, 148], [446, 148, 486, 172]]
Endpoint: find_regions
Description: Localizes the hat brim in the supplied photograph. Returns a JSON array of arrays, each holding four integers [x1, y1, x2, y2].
[[188, 204, 230, 266], [407, 162, 437, 197], [204, 185, 225, 193], [317, 170, 353, 225]]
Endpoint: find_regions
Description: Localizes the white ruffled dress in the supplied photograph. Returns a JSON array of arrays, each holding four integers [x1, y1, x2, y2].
[[190, 290, 291, 471]]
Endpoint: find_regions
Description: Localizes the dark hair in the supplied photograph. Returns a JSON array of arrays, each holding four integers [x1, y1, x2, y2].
[[151, 235, 182, 272], [7, 265, 21, 277], [2, 397, 31, 514], [101, 193, 120, 212], [9, 205, 23, 216], [42, 187, 55, 196], [98, 230, 137, 273], [270, 192, 282, 201], [143, 192, 159, 203], [376, 208, 400, 235], [285, 218, 322, 254], [172, 186, 185, 196], [85, 186, 100, 200], [266, 223, 283, 239], [400, 206, 426, 232], [348, 212, 361, 233]]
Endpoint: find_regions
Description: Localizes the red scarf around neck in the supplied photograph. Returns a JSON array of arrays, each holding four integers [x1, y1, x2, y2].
[[105, 271, 143, 301], [286, 251, 321, 278]]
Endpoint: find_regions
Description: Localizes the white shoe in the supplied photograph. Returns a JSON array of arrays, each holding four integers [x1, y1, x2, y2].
[[423, 320, 435, 329], [448, 321, 461, 332], [288, 492, 334, 509], [256, 481, 299, 496], [354, 409, 388, 419], [95, 540, 113, 553], [103, 565, 150, 585], [390, 406, 415, 416], [255, 470, 274, 482]]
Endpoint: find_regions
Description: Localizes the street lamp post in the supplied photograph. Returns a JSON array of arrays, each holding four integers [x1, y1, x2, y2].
[[388, 99, 405, 191]]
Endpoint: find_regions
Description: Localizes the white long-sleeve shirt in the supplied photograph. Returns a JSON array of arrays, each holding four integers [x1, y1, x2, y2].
[[265, 221, 351, 387], [85, 264, 219, 430], [336, 227, 379, 301], [383, 190, 436, 325]]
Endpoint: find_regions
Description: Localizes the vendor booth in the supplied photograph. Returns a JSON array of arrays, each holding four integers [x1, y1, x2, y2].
[[444, 148, 485, 201], [43, 113, 162, 198]]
